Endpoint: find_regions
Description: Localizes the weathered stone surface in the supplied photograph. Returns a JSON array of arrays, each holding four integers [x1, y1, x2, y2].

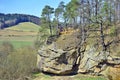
[[101, 65, 120, 80], [78, 45, 110, 74], [37, 31, 81, 75], [37, 42, 78, 75], [37, 31, 120, 76]]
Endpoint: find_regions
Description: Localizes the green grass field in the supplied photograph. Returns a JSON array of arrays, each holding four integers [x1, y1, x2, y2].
[[0, 40, 33, 49], [0, 22, 40, 48]]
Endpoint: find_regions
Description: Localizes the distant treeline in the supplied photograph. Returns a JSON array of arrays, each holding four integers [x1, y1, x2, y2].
[[0, 13, 40, 29]]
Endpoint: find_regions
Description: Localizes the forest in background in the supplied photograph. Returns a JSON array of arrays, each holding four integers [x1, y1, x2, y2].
[[0, 13, 40, 29]]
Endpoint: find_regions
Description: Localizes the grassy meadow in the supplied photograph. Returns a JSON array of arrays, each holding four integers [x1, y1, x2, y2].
[[0, 41, 32, 49], [0, 22, 40, 48]]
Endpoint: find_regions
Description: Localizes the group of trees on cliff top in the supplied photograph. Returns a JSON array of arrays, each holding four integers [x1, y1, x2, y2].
[[0, 13, 40, 29], [41, 0, 120, 51]]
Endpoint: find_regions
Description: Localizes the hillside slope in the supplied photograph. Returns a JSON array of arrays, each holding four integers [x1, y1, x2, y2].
[[0, 22, 40, 48], [0, 22, 40, 41], [6, 22, 40, 32]]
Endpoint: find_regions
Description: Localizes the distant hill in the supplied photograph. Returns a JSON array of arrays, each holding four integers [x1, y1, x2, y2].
[[0, 13, 40, 29], [6, 22, 40, 32]]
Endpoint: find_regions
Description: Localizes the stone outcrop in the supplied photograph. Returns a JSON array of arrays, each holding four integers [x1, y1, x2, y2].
[[37, 31, 81, 75], [38, 44, 77, 74], [37, 30, 120, 76]]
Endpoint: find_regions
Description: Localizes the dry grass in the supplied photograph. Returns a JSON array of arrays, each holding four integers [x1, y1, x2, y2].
[[0, 44, 37, 80], [56, 29, 81, 50], [6, 22, 40, 32], [33, 73, 107, 80], [0, 29, 37, 36], [60, 28, 80, 35]]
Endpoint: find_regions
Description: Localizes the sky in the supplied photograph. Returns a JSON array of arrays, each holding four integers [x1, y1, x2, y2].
[[0, 0, 70, 17]]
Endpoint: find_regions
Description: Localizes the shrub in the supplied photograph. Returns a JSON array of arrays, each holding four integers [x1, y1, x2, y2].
[[0, 41, 14, 56], [0, 42, 14, 74], [110, 26, 116, 37], [34, 28, 49, 49], [0, 46, 37, 80]]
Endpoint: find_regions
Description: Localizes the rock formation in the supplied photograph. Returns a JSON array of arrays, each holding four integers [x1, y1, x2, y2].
[[37, 29, 120, 77]]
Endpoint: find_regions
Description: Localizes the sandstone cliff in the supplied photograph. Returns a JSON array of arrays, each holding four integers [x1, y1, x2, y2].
[[37, 28, 120, 80]]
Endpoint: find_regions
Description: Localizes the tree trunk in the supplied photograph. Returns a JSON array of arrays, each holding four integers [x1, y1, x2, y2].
[[48, 15, 52, 36], [81, 13, 86, 44], [100, 22, 106, 51], [95, 0, 98, 21], [87, 0, 91, 24], [49, 21, 52, 36]]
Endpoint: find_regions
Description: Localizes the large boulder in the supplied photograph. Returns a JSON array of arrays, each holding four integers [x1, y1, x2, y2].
[[37, 43, 77, 75], [37, 31, 81, 75], [37, 29, 120, 76]]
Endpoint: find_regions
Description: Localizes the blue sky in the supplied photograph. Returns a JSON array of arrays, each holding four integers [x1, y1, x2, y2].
[[0, 0, 70, 17]]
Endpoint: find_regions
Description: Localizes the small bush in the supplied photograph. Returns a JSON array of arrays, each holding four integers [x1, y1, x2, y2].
[[0, 42, 14, 72], [0, 41, 14, 56], [0, 46, 37, 80], [110, 26, 116, 37], [34, 28, 49, 48]]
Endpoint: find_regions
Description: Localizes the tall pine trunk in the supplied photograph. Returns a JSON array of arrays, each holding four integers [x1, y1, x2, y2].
[[100, 22, 106, 51]]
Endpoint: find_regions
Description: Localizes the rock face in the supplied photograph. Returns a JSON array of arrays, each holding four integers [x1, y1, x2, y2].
[[37, 30, 120, 75], [78, 45, 110, 74], [38, 44, 77, 74], [37, 31, 81, 75]]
